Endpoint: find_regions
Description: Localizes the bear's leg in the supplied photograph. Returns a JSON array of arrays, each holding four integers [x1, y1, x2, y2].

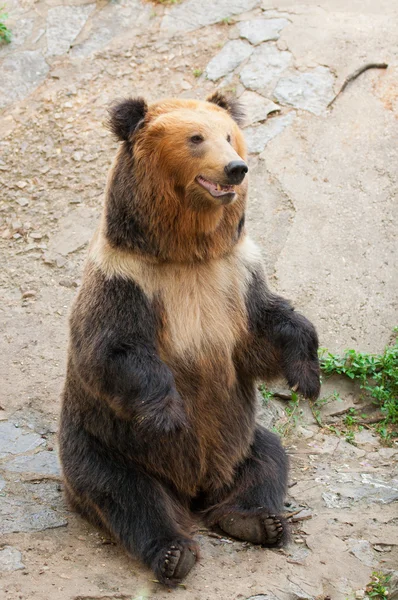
[[61, 432, 197, 586], [201, 425, 289, 547]]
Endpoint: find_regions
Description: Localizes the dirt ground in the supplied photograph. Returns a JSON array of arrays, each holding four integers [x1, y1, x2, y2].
[[0, 1, 397, 599]]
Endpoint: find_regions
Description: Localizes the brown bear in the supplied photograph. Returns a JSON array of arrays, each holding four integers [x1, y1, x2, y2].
[[59, 93, 320, 587]]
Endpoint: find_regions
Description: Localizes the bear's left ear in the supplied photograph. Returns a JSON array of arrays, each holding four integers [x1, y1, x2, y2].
[[207, 92, 245, 127], [107, 98, 148, 142]]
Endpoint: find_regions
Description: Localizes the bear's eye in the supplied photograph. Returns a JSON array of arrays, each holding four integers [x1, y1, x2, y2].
[[190, 134, 204, 144], [227, 134, 231, 144]]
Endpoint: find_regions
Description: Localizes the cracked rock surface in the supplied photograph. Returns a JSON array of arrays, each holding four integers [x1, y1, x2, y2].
[[1, 0, 397, 598]]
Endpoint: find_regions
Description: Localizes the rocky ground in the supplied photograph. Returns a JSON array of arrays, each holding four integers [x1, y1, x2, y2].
[[0, 0, 397, 599]]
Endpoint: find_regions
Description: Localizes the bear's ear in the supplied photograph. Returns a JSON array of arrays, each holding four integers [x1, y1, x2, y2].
[[207, 92, 245, 127], [107, 98, 148, 142]]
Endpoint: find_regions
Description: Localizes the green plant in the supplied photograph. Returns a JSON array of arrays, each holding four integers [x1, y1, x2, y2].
[[0, 5, 11, 43], [259, 383, 273, 405], [365, 571, 392, 599], [278, 391, 301, 436], [310, 391, 341, 427], [319, 330, 398, 437], [193, 68, 203, 77], [152, 0, 179, 5], [220, 17, 232, 25], [344, 429, 356, 445], [344, 407, 357, 427]]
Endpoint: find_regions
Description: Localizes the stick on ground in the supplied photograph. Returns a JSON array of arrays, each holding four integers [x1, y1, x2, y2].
[[328, 63, 388, 108]]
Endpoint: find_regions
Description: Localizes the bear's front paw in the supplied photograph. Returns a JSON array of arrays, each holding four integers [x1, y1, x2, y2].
[[137, 388, 189, 434], [153, 539, 197, 587], [286, 359, 320, 400]]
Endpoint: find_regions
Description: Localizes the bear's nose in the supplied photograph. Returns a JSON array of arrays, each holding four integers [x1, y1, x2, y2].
[[224, 160, 249, 185]]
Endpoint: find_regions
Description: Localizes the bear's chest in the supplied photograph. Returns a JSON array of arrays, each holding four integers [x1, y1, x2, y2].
[[149, 259, 248, 360]]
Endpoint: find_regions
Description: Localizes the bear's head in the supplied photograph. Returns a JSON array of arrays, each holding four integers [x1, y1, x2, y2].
[[105, 93, 249, 263]]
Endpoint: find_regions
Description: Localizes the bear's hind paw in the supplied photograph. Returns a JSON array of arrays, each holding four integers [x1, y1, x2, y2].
[[155, 540, 197, 586], [218, 513, 288, 547]]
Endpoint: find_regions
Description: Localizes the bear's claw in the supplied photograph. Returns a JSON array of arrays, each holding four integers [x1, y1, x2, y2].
[[157, 541, 197, 585], [218, 513, 287, 547]]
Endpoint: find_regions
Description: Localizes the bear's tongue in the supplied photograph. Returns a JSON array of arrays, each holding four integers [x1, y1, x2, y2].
[[196, 175, 235, 198]]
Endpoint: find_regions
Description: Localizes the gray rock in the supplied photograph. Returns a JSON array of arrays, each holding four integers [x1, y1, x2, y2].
[[240, 44, 291, 94], [245, 112, 294, 153], [0, 481, 67, 534], [353, 429, 380, 449], [287, 546, 311, 565], [322, 492, 349, 509], [0, 421, 45, 459], [289, 581, 314, 600], [206, 40, 253, 81], [257, 392, 286, 430], [0, 50, 49, 109], [0, 496, 67, 534], [48, 206, 98, 257], [273, 67, 335, 115], [0, 547, 25, 572], [71, 0, 151, 58], [46, 5, 95, 56], [322, 473, 398, 507], [4, 451, 61, 479], [0, 475, 6, 491], [238, 18, 289, 45], [239, 90, 280, 126], [387, 571, 398, 600], [0, 17, 34, 52], [347, 538, 376, 567], [161, 0, 260, 35], [247, 595, 280, 600]]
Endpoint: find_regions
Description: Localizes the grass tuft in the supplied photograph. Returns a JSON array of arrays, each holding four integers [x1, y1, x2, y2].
[[319, 329, 398, 441], [365, 571, 392, 600], [0, 5, 12, 43]]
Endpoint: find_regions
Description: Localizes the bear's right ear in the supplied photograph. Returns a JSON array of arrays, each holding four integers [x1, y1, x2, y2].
[[107, 98, 148, 142]]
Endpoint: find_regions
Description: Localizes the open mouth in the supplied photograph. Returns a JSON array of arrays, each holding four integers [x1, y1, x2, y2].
[[196, 175, 236, 199]]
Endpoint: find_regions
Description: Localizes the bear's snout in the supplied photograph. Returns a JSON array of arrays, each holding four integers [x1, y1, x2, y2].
[[224, 160, 248, 185]]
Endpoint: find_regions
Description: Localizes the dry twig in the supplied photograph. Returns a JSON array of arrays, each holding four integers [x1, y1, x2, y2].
[[328, 63, 388, 108]]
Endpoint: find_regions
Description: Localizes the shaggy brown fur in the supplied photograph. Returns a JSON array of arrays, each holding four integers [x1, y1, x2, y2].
[[59, 94, 320, 586]]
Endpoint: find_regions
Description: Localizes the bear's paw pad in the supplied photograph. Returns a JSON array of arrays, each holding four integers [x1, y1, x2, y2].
[[160, 543, 196, 582], [218, 514, 286, 547]]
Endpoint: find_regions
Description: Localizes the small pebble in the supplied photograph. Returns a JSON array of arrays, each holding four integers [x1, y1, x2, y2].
[[16, 198, 29, 207], [21, 290, 37, 299], [292, 509, 313, 522]]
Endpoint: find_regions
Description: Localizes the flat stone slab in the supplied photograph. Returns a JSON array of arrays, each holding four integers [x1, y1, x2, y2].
[[48, 206, 98, 257], [238, 18, 289, 45], [245, 112, 294, 153], [71, 0, 151, 58], [322, 473, 398, 508], [0, 481, 67, 534], [0, 421, 44, 459], [240, 44, 291, 94], [0, 50, 49, 109], [273, 66, 335, 115], [161, 0, 260, 35], [46, 4, 95, 57], [247, 595, 280, 600], [0, 496, 67, 534], [347, 538, 376, 567], [0, 546, 25, 572], [205, 40, 253, 81], [239, 90, 280, 126], [4, 450, 61, 480]]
